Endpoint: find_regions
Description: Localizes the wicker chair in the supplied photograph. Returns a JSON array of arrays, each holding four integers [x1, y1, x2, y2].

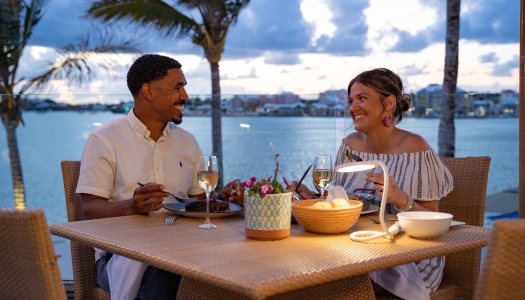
[[474, 218, 525, 300], [0, 209, 67, 300], [61, 160, 110, 300], [378, 156, 491, 300]]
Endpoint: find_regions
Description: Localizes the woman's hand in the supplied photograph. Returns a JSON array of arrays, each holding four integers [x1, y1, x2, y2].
[[220, 179, 245, 204], [364, 172, 439, 212], [364, 172, 407, 208], [290, 181, 318, 200]]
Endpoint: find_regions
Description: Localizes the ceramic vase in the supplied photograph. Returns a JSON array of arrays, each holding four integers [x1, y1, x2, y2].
[[244, 192, 292, 240]]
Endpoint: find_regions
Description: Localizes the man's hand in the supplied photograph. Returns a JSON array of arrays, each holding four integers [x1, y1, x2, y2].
[[220, 179, 244, 204], [132, 183, 167, 215]]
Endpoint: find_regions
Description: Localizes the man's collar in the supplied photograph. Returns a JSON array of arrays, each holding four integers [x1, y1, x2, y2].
[[127, 108, 170, 141]]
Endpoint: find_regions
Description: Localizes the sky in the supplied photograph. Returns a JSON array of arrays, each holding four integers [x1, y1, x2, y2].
[[18, 0, 521, 104]]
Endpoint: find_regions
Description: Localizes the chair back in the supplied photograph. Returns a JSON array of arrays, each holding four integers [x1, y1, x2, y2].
[[474, 219, 525, 300], [0, 209, 66, 300], [438, 156, 491, 300], [440, 156, 491, 226], [61, 160, 110, 300]]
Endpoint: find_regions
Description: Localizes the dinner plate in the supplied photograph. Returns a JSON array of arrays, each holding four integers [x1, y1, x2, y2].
[[360, 204, 379, 215], [163, 201, 243, 218], [451, 220, 466, 226]]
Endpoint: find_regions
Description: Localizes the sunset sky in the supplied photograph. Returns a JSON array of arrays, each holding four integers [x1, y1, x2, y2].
[[18, 0, 520, 103]]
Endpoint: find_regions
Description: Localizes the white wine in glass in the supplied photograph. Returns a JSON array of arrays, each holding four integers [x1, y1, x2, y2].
[[197, 156, 219, 229], [313, 154, 333, 200]]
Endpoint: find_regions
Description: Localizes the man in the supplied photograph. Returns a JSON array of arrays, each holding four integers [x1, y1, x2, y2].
[[77, 54, 216, 299]]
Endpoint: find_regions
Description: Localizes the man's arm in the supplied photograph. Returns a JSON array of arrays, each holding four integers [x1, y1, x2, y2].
[[81, 183, 168, 220]]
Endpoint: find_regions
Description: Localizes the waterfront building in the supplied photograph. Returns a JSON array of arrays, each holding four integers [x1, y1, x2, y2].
[[413, 84, 473, 118]]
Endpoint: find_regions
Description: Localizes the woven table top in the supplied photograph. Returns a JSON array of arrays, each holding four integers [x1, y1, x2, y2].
[[50, 212, 490, 299]]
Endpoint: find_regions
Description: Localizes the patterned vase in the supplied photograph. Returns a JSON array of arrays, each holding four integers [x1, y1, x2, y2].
[[244, 192, 292, 240]]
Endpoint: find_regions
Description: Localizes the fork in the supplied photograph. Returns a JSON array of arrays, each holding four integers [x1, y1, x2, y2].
[[165, 215, 179, 226]]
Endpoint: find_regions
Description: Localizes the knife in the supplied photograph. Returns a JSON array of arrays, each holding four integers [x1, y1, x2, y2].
[[295, 164, 313, 193]]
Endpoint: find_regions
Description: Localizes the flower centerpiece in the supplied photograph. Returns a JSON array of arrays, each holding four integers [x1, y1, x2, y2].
[[243, 154, 293, 240]]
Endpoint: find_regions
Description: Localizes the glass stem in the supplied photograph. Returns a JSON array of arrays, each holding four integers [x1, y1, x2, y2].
[[205, 192, 210, 223]]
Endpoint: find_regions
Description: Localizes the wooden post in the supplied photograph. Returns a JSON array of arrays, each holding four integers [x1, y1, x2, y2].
[[519, 0, 525, 218]]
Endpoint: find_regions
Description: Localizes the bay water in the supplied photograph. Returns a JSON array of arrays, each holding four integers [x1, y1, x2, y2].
[[0, 111, 518, 227]]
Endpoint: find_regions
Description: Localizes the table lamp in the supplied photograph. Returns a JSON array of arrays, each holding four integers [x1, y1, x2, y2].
[[335, 160, 401, 241]]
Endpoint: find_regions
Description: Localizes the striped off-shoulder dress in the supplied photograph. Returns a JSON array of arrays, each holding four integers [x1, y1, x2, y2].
[[333, 143, 454, 297]]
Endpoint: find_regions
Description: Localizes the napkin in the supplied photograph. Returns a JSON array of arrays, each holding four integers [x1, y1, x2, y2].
[[107, 254, 148, 300], [325, 186, 349, 204]]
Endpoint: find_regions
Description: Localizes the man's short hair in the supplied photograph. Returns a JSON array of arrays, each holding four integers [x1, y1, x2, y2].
[[127, 54, 182, 96]]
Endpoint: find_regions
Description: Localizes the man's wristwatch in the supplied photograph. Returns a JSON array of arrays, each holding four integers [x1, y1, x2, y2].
[[395, 194, 414, 212]]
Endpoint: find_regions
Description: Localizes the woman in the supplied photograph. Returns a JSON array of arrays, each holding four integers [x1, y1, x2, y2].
[[221, 68, 453, 299], [331, 68, 453, 299]]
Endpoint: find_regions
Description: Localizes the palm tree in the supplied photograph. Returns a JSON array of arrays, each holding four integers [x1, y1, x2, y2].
[[438, 0, 461, 158], [0, 0, 141, 209], [87, 0, 251, 189]]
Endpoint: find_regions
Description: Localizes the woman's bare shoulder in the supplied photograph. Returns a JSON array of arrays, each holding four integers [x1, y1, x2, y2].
[[397, 130, 431, 152], [343, 132, 365, 149]]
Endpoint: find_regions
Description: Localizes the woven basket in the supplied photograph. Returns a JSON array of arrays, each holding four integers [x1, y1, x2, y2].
[[292, 200, 363, 234]]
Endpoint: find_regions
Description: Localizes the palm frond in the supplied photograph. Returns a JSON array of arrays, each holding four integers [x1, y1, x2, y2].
[[27, 28, 142, 92], [87, 0, 199, 39]]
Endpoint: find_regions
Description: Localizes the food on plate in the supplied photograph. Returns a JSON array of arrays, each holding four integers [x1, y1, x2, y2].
[[311, 202, 333, 209], [185, 200, 230, 212], [347, 194, 373, 201], [331, 198, 351, 208]]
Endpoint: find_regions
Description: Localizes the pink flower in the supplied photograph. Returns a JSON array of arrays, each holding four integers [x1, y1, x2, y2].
[[242, 177, 257, 188], [259, 184, 274, 197], [282, 177, 290, 187]]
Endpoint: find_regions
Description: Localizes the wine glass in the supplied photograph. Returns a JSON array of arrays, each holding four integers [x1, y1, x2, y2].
[[197, 156, 219, 229], [312, 154, 333, 201]]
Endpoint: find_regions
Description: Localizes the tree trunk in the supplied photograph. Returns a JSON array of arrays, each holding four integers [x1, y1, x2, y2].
[[438, 0, 460, 158], [210, 61, 223, 189], [1, 115, 26, 209]]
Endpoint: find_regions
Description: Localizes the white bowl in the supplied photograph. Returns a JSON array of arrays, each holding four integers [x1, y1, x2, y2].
[[397, 211, 453, 239]]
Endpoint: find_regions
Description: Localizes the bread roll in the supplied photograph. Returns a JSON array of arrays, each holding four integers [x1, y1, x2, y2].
[[311, 202, 333, 209], [331, 198, 351, 208]]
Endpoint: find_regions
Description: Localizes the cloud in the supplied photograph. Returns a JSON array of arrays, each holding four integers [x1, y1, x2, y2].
[[264, 52, 301, 65], [400, 65, 426, 76], [461, 0, 520, 44], [479, 52, 497, 63], [238, 68, 258, 79], [492, 55, 519, 76]]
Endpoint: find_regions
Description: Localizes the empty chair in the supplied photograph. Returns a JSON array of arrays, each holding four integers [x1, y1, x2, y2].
[[474, 218, 525, 300], [0, 209, 66, 300]]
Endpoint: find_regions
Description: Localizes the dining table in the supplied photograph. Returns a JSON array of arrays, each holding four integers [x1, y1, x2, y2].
[[49, 210, 491, 300]]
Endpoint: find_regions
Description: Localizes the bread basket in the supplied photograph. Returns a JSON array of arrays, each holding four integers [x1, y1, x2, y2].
[[292, 200, 363, 234]]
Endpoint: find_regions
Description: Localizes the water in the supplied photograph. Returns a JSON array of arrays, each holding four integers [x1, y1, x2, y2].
[[0, 111, 519, 227]]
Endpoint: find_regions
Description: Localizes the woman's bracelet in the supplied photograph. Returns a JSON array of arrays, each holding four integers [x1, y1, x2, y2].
[[395, 194, 414, 212]]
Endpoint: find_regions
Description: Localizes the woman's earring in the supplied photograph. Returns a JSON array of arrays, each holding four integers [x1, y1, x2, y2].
[[382, 115, 395, 127]]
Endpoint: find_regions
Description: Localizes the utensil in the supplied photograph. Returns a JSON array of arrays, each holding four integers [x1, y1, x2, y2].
[[165, 215, 179, 226], [295, 164, 313, 193], [137, 182, 197, 203]]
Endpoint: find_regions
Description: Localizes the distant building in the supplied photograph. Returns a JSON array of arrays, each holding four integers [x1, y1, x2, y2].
[[274, 92, 300, 104], [498, 95, 519, 117], [413, 84, 473, 117], [256, 102, 306, 116]]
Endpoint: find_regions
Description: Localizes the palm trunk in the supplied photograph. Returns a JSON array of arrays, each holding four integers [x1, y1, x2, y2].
[[210, 61, 223, 189], [438, 0, 460, 158], [2, 116, 26, 209]]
